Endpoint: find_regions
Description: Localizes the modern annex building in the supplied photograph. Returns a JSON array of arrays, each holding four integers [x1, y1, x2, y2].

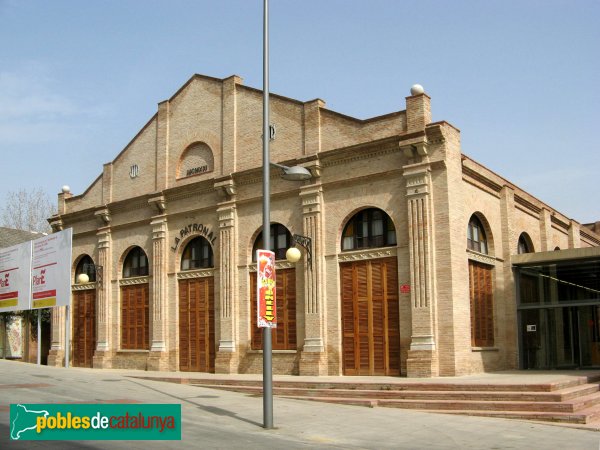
[[47, 74, 600, 377]]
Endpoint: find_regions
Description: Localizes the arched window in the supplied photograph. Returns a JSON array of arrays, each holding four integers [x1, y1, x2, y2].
[[123, 247, 148, 278], [467, 216, 488, 254], [74, 255, 96, 283], [181, 237, 214, 270], [252, 223, 292, 261], [341, 208, 396, 251], [517, 233, 533, 254]]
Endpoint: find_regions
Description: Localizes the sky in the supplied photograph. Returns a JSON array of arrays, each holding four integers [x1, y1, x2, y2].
[[0, 0, 599, 223]]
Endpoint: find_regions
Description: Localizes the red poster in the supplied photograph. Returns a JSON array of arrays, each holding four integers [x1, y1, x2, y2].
[[256, 250, 276, 328]]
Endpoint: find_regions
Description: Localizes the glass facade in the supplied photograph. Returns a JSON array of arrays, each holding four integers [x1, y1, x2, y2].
[[517, 258, 600, 369]]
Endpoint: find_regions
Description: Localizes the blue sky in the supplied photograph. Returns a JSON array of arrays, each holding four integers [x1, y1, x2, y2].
[[1, 0, 599, 223]]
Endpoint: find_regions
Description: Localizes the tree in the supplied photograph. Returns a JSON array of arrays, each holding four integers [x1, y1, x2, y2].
[[0, 188, 56, 233]]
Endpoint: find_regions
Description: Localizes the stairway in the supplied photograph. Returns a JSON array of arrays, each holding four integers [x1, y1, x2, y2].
[[137, 374, 600, 425]]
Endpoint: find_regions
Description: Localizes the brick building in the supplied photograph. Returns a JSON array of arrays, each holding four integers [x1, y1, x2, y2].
[[47, 74, 600, 377]]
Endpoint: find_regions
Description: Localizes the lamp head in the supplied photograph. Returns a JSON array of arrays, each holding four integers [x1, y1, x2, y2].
[[280, 165, 312, 181], [77, 273, 90, 284], [286, 247, 302, 263]]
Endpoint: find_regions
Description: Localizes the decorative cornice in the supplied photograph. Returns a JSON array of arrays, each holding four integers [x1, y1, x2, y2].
[[235, 170, 282, 188], [322, 144, 400, 169], [466, 249, 496, 266], [166, 186, 215, 202], [119, 276, 150, 286], [337, 247, 397, 262], [514, 194, 541, 215], [248, 260, 295, 272], [550, 215, 569, 230], [72, 283, 97, 291], [177, 269, 215, 279], [462, 165, 502, 193], [581, 230, 600, 246]]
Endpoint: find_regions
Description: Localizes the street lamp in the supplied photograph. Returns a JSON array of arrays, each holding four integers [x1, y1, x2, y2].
[[261, 0, 273, 430], [261, 0, 314, 429], [271, 162, 312, 182]]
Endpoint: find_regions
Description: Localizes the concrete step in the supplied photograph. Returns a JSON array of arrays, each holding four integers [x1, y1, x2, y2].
[[424, 409, 593, 424], [432, 404, 600, 424], [376, 392, 600, 413], [184, 377, 591, 393], [280, 396, 600, 424], [134, 373, 600, 425], [191, 382, 600, 403]]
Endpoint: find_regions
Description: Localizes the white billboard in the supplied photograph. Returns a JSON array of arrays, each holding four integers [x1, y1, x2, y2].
[[31, 228, 73, 309], [0, 242, 32, 312]]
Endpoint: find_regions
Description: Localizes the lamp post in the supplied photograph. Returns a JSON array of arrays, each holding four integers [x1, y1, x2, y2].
[[261, 0, 273, 430], [261, 0, 312, 429]]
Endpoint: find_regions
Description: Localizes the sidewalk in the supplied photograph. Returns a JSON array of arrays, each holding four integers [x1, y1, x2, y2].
[[2, 360, 600, 449]]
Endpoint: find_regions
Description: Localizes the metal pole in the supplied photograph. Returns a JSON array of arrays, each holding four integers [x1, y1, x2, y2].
[[37, 309, 41, 365], [262, 0, 273, 429]]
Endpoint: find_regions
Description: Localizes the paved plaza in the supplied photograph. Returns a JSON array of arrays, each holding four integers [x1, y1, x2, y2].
[[1, 359, 600, 449]]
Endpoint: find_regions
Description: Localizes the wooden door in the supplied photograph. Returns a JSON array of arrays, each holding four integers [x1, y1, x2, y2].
[[341, 257, 399, 376], [73, 289, 96, 368], [121, 284, 149, 350], [179, 277, 215, 372], [469, 261, 494, 347]]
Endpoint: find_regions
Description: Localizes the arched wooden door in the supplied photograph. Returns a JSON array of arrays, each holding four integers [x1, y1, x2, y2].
[[179, 277, 215, 372], [73, 289, 96, 368], [340, 257, 399, 375]]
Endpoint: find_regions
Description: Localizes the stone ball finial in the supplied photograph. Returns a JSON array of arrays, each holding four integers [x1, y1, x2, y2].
[[410, 84, 424, 96], [61, 185, 71, 194]]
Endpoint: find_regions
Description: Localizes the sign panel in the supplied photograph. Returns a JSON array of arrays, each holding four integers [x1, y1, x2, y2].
[[256, 250, 276, 328], [0, 241, 32, 312], [31, 228, 73, 309]]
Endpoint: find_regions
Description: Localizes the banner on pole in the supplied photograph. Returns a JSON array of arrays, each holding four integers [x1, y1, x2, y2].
[[256, 250, 276, 328], [31, 228, 73, 309], [0, 242, 32, 312]]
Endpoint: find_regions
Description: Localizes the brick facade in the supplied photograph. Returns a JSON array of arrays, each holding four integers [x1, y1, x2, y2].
[[47, 74, 600, 377]]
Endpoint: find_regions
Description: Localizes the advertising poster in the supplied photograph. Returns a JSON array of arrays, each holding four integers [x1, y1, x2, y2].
[[0, 241, 32, 312], [256, 249, 276, 328], [31, 228, 73, 309], [6, 317, 23, 358]]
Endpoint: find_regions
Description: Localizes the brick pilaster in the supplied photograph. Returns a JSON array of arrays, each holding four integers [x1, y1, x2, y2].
[[299, 185, 328, 375], [147, 214, 170, 370], [404, 163, 439, 377], [215, 200, 239, 373]]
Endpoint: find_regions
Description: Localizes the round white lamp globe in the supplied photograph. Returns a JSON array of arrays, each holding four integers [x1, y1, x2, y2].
[[410, 84, 424, 96], [286, 247, 302, 263], [77, 273, 90, 284], [62, 185, 71, 194]]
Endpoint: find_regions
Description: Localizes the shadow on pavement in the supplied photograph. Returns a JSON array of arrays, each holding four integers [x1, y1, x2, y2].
[[123, 379, 263, 428]]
